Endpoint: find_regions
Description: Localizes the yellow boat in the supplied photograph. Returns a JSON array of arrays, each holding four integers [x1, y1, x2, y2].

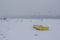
[[33, 25, 48, 31]]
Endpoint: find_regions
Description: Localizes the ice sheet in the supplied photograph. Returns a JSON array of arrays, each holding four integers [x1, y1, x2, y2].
[[0, 19, 60, 40]]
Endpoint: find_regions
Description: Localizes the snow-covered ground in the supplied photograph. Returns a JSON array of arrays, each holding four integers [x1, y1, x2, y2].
[[0, 19, 60, 40]]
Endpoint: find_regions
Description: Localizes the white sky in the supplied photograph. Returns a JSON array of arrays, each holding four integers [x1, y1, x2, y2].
[[0, 0, 60, 18]]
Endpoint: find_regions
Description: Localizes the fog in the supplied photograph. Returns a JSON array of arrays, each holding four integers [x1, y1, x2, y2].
[[0, 0, 60, 18]]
